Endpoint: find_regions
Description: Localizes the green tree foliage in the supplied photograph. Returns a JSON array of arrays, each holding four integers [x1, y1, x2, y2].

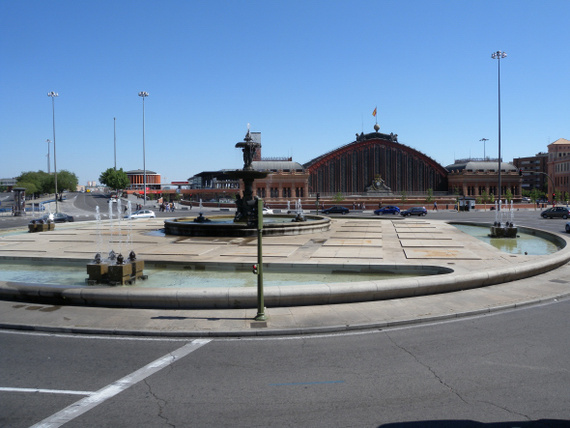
[[15, 181, 38, 195], [99, 168, 130, 191], [505, 188, 513, 203], [16, 170, 78, 196], [56, 170, 79, 192], [333, 192, 345, 202], [425, 188, 434, 203], [400, 191, 408, 202]]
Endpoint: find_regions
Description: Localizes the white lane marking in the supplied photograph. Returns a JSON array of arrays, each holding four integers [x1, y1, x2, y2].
[[0, 387, 93, 396], [30, 339, 211, 428]]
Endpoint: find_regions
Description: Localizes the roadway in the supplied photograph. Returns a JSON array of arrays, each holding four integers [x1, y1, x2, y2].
[[1, 300, 568, 427]]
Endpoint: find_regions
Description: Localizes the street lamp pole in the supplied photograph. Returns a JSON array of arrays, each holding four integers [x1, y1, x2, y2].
[[138, 91, 149, 205], [491, 50, 507, 211], [46, 139, 52, 174], [114, 117, 117, 170], [47, 91, 59, 213], [479, 138, 489, 160]]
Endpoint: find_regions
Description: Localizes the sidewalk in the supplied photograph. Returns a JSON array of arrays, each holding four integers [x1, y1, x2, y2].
[[0, 261, 568, 337]]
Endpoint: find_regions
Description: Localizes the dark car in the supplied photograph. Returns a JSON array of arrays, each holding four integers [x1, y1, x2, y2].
[[37, 213, 75, 223], [321, 206, 349, 215], [541, 207, 570, 219], [374, 205, 400, 215], [400, 207, 427, 217]]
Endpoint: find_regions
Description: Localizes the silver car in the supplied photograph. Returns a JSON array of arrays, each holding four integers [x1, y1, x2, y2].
[[125, 209, 156, 219]]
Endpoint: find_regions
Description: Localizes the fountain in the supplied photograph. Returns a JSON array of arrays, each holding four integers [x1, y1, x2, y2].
[[292, 198, 306, 222], [164, 128, 331, 237], [86, 198, 147, 285], [226, 127, 268, 226], [490, 200, 518, 238], [193, 199, 211, 223]]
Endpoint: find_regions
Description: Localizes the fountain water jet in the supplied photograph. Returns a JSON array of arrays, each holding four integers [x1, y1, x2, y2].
[[490, 200, 518, 238], [87, 197, 147, 285]]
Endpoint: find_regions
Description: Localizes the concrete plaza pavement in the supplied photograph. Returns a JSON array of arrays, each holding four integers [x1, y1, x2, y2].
[[0, 216, 569, 337]]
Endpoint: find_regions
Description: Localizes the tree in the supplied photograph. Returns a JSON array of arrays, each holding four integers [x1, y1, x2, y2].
[[16, 170, 78, 195], [55, 170, 79, 192], [400, 191, 408, 203], [425, 188, 434, 204], [99, 168, 130, 192], [17, 171, 50, 196], [15, 181, 38, 196], [480, 190, 489, 211], [333, 192, 344, 203]]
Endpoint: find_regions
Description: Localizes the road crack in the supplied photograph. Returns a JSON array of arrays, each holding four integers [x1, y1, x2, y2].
[[385, 332, 469, 405]]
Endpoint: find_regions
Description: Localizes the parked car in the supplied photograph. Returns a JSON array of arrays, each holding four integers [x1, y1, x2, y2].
[[125, 209, 156, 219], [400, 207, 428, 217], [374, 205, 400, 215], [321, 206, 350, 215], [540, 207, 570, 219], [31, 212, 74, 223], [262, 207, 274, 215]]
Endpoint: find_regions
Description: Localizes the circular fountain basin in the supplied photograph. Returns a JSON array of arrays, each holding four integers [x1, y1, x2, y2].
[[451, 222, 565, 255], [164, 214, 331, 237]]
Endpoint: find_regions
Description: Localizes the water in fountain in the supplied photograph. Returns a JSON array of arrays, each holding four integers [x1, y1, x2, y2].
[[126, 201, 133, 249], [95, 206, 104, 258], [490, 199, 517, 238], [116, 198, 123, 256], [194, 198, 210, 223], [510, 200, 515, 225], [293, 198, 305, 222], [107, 198, 114, 262]]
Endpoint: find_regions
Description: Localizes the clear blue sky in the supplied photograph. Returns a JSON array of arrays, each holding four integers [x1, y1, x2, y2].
[[1, 1, 568, 186]]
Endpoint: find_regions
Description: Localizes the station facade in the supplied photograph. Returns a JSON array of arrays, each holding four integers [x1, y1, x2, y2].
[[446, 160, 521, 199], [303, 131, 448, 195]]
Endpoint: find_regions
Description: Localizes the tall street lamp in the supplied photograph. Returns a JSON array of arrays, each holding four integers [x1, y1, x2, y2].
[[491, 50, 507, 211], [46, 139, 52, 174], [47, 91, 59, 213], [138, 91, 149, 204], [479, 138, 489, 160], [114, 117, 117, 170]]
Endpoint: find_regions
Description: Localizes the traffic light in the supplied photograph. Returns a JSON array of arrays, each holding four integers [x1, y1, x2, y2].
[[252, 264, 258, 275], [519, 168, 523, 176], [552, 193, 556, 200]]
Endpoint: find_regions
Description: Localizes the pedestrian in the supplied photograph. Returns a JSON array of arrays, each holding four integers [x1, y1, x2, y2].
[[433, 201, 438, 211]]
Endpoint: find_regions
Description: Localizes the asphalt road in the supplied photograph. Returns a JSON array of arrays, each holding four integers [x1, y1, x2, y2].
[[1, 300, 568, 427]]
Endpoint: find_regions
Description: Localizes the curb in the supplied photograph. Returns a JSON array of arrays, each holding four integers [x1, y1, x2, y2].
[[1, 291, 568, 338]]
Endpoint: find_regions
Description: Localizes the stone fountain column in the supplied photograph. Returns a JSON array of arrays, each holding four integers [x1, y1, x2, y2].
[[227, 128, 268, 224]]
